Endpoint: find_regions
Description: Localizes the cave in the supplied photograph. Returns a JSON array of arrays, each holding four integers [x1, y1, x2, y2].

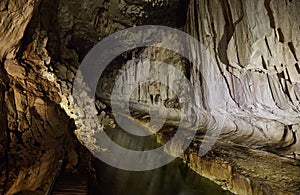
[[0, 0, 299, 194]]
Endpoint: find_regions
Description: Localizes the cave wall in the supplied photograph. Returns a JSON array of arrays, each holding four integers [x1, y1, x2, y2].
[[0, 0, 299, 194], [0, 0, 186, 193], [185, 0, 300, 155], [0, 0, 78, 194], [96, 0, 300, 157]]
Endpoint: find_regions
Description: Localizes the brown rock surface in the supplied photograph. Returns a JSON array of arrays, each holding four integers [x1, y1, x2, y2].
[[0, 0, 299, 194]]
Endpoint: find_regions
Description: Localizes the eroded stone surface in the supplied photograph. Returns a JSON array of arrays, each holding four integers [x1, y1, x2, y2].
[[0, 0, 299, 194], [185, 0, 300, 158]]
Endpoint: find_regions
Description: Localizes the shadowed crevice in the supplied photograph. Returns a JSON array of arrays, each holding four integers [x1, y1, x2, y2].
[[288, 42, 298, 61], [264, 0, 276, 29], [217, 0, 244, 68]]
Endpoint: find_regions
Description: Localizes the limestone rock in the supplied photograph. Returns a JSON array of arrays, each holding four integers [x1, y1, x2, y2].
[[0, 0, 41, 61], [4, 60, 26, 79], [0, 0, 299, 194], [184, 0, 300, 154]]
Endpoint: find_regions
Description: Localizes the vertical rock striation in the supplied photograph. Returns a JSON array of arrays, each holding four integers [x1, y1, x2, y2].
[[96, 0, 300, 159], [185, 0, 300, 157], [0, 0, 299, 194]]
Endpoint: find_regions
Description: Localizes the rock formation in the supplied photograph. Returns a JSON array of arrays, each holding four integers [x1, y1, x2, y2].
[[185, 0, 300, 157], [0, 0, 299, 194]]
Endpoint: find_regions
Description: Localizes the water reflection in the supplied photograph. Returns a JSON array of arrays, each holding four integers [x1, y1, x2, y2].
[[91, 127, 231, 195]]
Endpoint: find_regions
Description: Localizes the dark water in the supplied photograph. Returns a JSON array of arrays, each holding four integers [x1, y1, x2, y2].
[[90, 126, 231, 195]]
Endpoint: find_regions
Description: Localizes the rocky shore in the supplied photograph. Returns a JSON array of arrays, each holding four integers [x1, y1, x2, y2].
[[124, 113, 300, 195]]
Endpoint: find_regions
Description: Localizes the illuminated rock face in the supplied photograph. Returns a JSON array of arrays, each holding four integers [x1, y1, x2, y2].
[[0, 1, 78, 194], [0, 0, 299, 194], [185, 0, 300, 156], [96, 0, 300, 157]]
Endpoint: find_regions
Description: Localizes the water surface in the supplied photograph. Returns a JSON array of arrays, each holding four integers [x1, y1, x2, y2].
[[91, 126, 231, 195]]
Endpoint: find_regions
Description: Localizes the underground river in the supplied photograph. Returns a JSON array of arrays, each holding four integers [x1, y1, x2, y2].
[[89, 123, 231, 195]]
